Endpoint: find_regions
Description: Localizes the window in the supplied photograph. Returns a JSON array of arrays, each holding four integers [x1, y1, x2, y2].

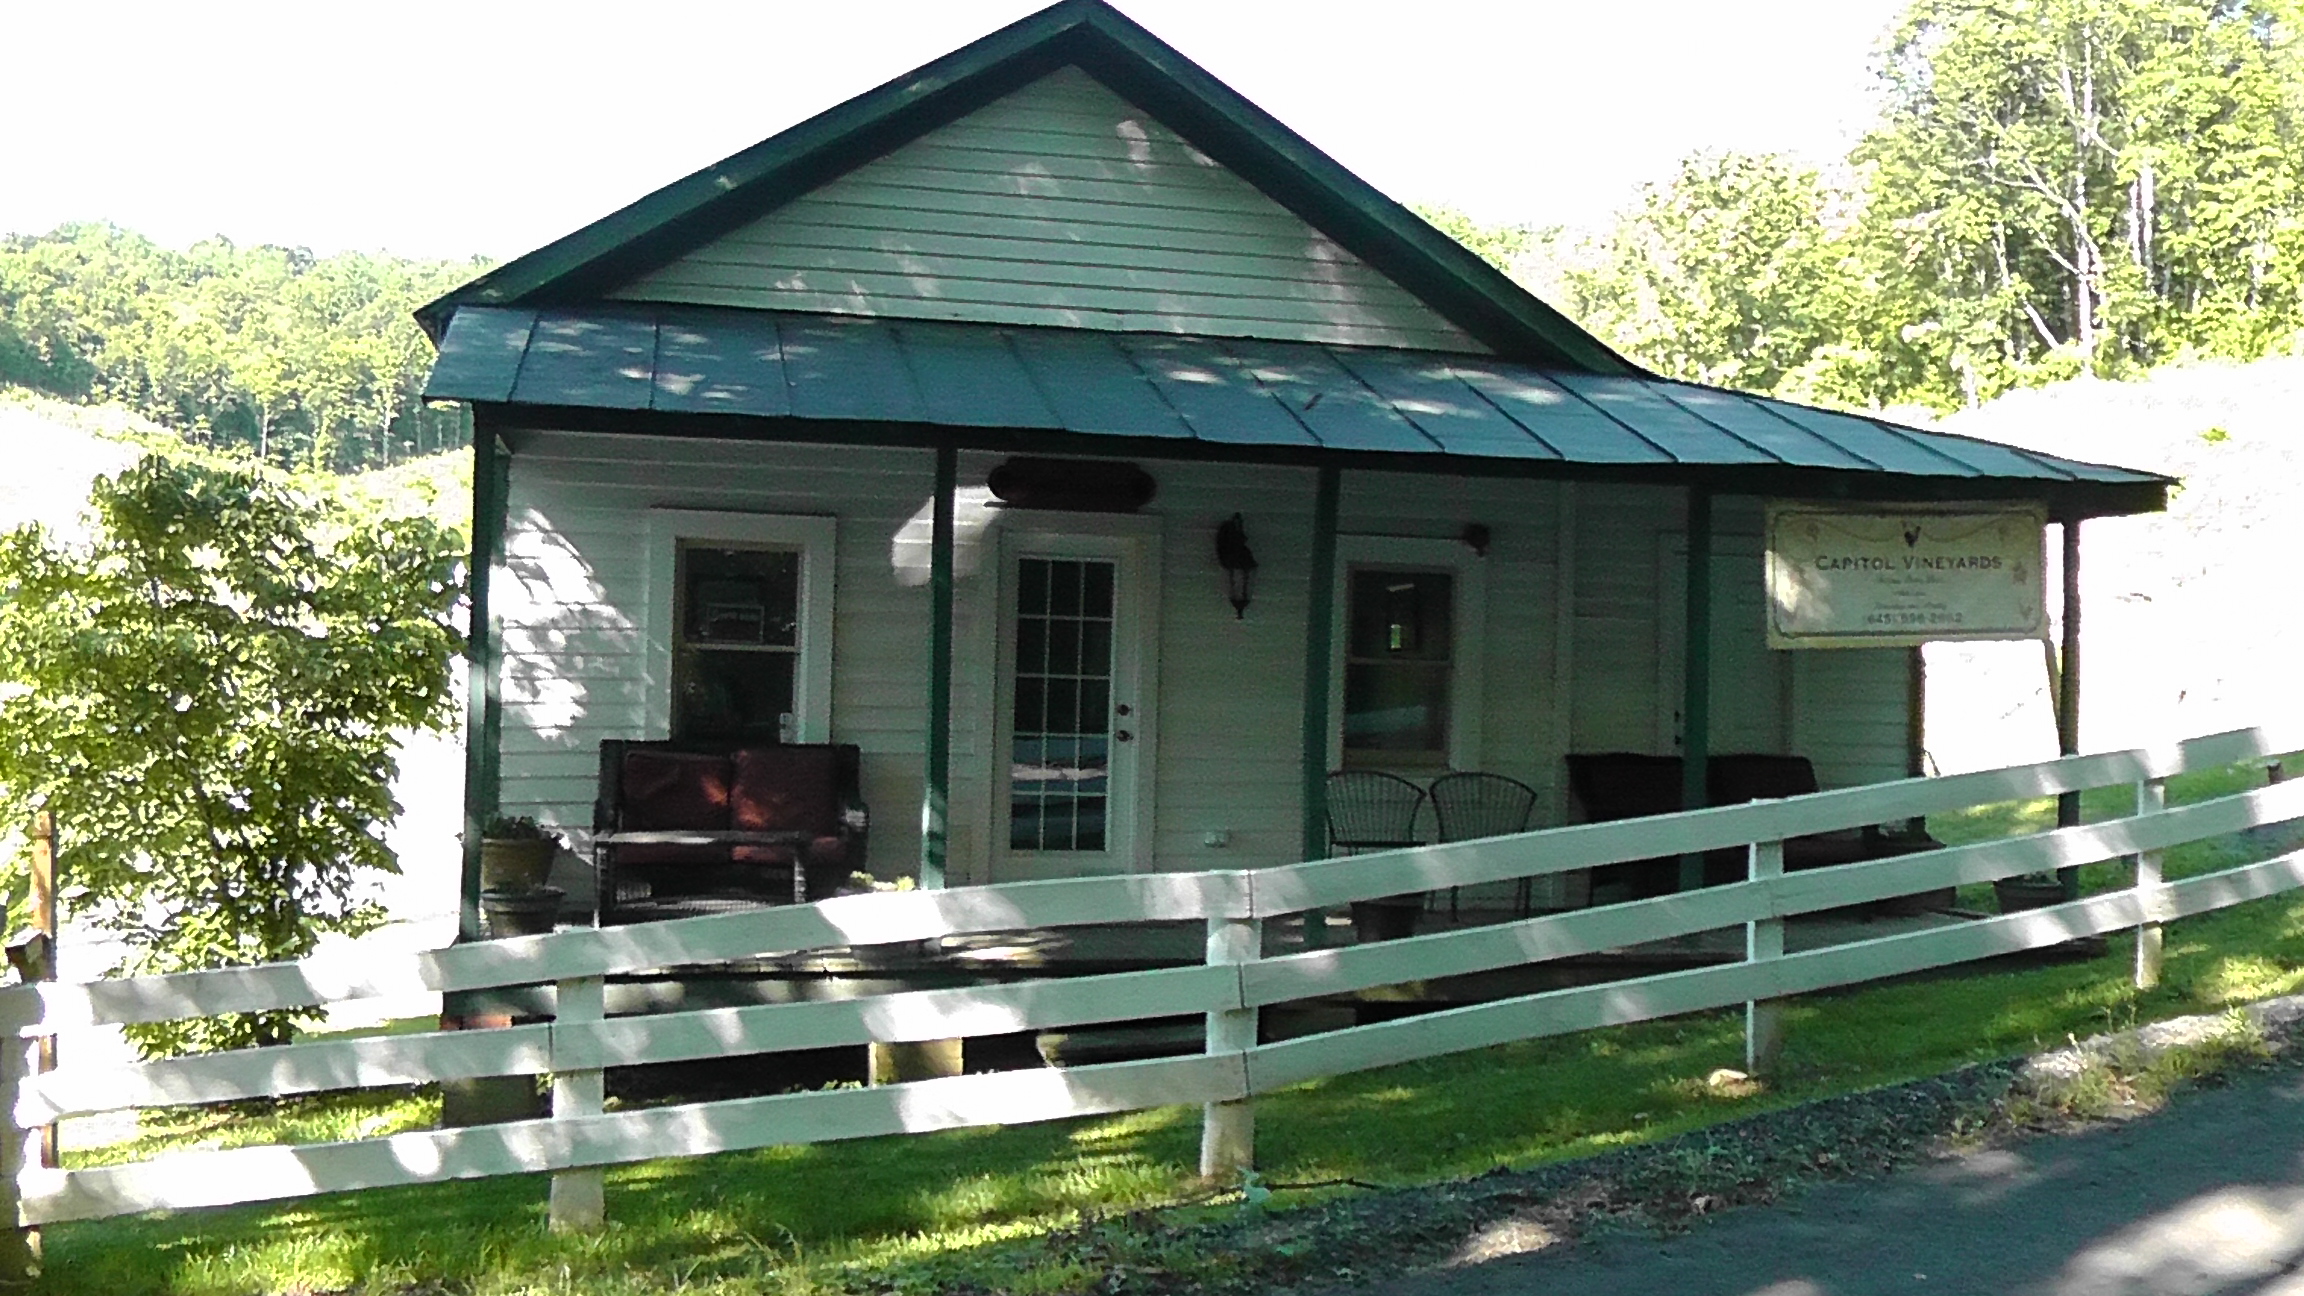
[[1331, 533, 1486, 771], [644, 511, 836, 743], [1343, 568, 1456, 764], [1007, 557, 1116, 852], [672, 543, 801, 741]]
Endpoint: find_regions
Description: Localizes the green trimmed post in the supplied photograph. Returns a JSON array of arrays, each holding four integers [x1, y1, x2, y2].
[[2056, 519, 2082, 898], [1299, 465, 1341, 947], [920, 442, 957, 891], [1680, 486, 1713, 892], [459, 430, 508, 940]]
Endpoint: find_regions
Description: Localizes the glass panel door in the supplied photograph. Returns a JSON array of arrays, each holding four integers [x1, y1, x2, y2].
[[1008, 557, 1117, 855]]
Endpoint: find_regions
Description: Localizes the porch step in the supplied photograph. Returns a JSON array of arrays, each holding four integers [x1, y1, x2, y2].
[[1035, 1018, 1203, 1067]]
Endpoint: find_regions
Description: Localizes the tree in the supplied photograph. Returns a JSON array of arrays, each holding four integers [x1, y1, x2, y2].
[[1557, 153, 1865, 399], [0, 224, 489, 471], [1857, 0, 2304, 404], [0, 453, 462, 1054]]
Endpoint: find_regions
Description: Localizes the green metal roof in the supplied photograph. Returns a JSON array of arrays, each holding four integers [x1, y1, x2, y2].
[[414, 0, 1628, 372], [426, 305, 2170, 515]]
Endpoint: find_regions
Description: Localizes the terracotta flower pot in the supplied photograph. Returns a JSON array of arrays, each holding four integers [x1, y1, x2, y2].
[[480, 838, 556, 892]]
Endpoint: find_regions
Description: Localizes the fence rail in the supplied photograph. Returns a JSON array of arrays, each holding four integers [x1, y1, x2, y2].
[[7, 724, 2302, 1244]]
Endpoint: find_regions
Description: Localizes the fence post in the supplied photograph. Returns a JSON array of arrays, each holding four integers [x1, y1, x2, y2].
[[548, 974, 606, 1231], [2134, 778, 2168, 990], [29, 813, 56, 1172], [1745, 838, 1786, 1077], [1199, 905, 1260, 1179], [0, 1032, 41, 1280]]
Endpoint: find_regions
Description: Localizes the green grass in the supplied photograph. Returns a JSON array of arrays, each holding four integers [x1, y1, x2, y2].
[[37, 756, 2304, 1295]]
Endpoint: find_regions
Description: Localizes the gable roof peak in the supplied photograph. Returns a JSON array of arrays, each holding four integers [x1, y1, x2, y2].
[[417, 0, 1632, 372]]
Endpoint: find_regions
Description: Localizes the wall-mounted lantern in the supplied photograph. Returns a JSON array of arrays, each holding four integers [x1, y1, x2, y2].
[[1460, 522, 1492, 557], [1214, 513, 1258, 619]]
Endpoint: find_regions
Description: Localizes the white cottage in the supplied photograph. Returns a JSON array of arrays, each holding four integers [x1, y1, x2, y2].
[[419, 0, 2167, 935]]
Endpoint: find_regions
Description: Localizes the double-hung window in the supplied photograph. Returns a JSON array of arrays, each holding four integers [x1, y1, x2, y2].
[[1332, 535, 1486, 772], [645, 511, 836, 743]]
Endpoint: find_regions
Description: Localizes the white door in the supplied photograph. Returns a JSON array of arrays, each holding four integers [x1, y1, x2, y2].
[[992, 533, 1159, 880]]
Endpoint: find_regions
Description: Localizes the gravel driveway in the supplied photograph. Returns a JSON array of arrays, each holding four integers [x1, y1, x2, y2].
[[1369, 1060, 2304, 1296]]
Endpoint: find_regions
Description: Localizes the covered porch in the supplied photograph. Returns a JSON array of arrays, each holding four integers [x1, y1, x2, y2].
[[424, 304, 2166, 943]]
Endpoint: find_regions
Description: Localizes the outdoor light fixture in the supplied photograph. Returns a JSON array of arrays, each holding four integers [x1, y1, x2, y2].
[[1460, 522, 1492, 557], [1214, 513, 1258, 618]]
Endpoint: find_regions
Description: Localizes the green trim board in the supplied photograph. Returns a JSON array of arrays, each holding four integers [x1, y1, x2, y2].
[[457, 436, 508, 940], [414, 0, 1625, 370], [922, 443, 958, 890], [438, 306, 2171, 519]]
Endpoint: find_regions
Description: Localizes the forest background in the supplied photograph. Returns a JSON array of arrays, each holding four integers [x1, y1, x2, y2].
[[5, 0, 2304, 470]]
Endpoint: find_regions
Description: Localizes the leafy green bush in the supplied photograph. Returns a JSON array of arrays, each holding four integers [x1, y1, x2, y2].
[[0, 453, 462, 1053]]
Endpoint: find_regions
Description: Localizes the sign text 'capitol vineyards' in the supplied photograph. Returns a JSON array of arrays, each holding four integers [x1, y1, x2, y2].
[[1764, 504, 2047, 649]]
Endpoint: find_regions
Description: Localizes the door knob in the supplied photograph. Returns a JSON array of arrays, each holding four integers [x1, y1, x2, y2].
[[1115, 729, 1134, 743], [1116, 703, 1133, 717]]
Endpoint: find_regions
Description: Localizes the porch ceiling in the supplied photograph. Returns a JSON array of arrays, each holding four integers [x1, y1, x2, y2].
[[424, 304, 2171, 514]]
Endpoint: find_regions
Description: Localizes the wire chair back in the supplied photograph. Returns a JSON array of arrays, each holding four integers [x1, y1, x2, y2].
[[1428, 772, 1539, 843], [1429, 771, 1542, 917], [1325, 769, 1426, 853]]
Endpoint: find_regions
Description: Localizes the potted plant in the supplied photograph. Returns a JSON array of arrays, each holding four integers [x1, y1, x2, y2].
[[478, 815, 564, 937]]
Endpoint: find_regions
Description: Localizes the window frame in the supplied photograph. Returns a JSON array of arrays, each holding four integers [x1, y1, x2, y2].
[[1329, 535, 1486, 773], [643, 510, 837, 742]]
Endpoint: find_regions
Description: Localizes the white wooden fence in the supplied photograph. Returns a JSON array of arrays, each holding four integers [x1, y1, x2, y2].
[[6, 725, 2303, 1250]]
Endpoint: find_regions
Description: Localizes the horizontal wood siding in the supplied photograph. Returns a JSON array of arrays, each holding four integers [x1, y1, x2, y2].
[[498, 441, 1909, 892], [610, 67, 1483, 353], [497, 434, 941, 888], [1793, 649, 1916, 789], [1570, 484, 1675, 756], [1566, 487, 1915, 805]]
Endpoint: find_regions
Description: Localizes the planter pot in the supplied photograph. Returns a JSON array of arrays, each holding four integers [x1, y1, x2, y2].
[[1350, 895, 1424, 943], [481, 886, 565, 938], [480, 838, 556, 892], [1993, 877, 2067, 914]]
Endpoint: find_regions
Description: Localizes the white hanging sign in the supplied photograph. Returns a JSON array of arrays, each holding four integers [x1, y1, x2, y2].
[[1764, 503, 2048, 649]]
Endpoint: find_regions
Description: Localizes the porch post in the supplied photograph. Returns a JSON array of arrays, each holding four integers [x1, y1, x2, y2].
[[1299, 465, 1341, 947], [2055, 517, 2083, 897], [459, 430, 508, 940], [920, 442, 958, 890], [1679, 485, 1713, 892]]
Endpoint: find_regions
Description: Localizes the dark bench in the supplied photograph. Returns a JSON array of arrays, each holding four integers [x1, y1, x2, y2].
[[1564, 752, 1948, 910], [594, 739, 868, 925]]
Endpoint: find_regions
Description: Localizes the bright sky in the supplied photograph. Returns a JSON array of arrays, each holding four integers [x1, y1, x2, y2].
[[5, 0, 1909, 262]]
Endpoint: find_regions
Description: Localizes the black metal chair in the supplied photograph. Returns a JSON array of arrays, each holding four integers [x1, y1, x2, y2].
[[1325, 769, 1427, 854], [1326, 769, 1429, 942], [1429, 771, 1540, 916]]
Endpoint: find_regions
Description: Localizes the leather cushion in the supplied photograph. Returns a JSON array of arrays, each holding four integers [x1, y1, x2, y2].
[[620, 751, 733, 831], [732, 746, 841, 832], [1709, 754, 1821, 805], [1566, 753, 1684, 822]]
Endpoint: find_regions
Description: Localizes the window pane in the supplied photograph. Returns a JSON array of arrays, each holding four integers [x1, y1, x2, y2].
[[1347, 570, 1452, 661], [674, 648, 796, 740], [1049, 560, 1083, 616], [1343, 661, 1450, 753], [1009, 555, 1119, 853], [682, 546, 800, 646]]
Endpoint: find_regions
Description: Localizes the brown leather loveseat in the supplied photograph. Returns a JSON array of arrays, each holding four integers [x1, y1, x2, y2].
[[593, 739, 867, 924]]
